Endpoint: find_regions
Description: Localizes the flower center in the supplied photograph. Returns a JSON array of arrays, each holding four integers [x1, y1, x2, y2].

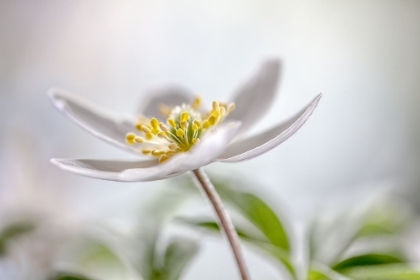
[[125, 96, 235, 162]]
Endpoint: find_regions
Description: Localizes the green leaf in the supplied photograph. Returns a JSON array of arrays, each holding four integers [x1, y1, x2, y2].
[[160, 238, 199, 280], [332, 253, 404, 272], [213, 183, 290, 252], [180, 218, 295, 277], [343, 264, 420, 280], [307, 270, 332, 280], [0, 221, 36, 254], [52, 273, 95, 280], [136, 224, 161, 280], [190, 220, 266, 242]]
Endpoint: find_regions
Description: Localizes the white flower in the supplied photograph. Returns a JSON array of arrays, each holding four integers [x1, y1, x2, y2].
[[48, 59, 322, 182]]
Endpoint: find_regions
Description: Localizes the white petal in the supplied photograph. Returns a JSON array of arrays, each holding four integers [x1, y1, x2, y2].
[[225, 59, 281, 135], [138, 85, 195, 119], [50, 158, 177, 182], [51, 122, 241, 182], [218, 93, 322, 162], [48, 88, 141, 155]]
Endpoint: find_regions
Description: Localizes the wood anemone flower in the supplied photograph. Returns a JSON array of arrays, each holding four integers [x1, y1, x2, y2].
[[48, 58, 322, 280], [48, 59, 322, 182]]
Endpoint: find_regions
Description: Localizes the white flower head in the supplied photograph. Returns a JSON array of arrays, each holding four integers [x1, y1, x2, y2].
[[48, 59, 322, 182]]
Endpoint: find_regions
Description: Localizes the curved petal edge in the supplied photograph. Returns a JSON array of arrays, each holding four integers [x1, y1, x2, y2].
[[48, 88, 141, 155], [225, 58, 281, 136], [218, 93, 323, 163], [50, 158, 182, 182]]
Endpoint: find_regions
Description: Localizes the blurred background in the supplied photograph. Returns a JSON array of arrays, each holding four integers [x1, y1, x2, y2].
[[1, 1, 420, 279]]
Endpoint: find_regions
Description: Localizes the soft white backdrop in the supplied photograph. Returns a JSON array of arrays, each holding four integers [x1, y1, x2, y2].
[[1, 1, 420, 279]]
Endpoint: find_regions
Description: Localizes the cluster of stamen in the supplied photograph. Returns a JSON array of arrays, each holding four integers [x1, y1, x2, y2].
[[126, 96, 235, 163]]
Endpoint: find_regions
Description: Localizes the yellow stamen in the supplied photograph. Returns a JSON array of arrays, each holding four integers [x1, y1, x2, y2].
[[180, 111, 189, 122], [219, 107, 226, 117], [192, 96, 201, 108], [181, 121, 189, 129], [176, 128, 185, 137], [168, 143, 178, 150], [159, 154, 169, 162], [157, 131, 167, 139], [168, 118, 176, 128], [212, 100, 219, 111], [145, 132, 153, 140], [150, 118, 159, 130], [126, 133, 136, 144], [202, 120, 210, 129], [159, 122, 168, 132], [208, 115, 216, 125], [152, 150, 163, 156], [227, 103, 235, 113], [142, 149, 152, 154], [141, 125, 151, 133], [135, 137, 144, 143], [129, 96, 233, 163], [193, 119, 201, 128]]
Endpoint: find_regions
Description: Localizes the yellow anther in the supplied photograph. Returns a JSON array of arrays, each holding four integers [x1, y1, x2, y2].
[[202, 120, 210, 129], [134, 137, 144, 143], [159, 122, 168, 132], [168, 118, 176, 128], [192, 96, 201, 108], [157, 131, 167, 139], [126, 133, 136, 144], [176, 128, 185, 137], [212, 100, 219, 111], [141, 125, 151, 133], [208, 115, 216, 125], [180, 111, 189, 122], [193, 120, 201, 128], [142, 149, 152, 154], [181, 121, 189, 129], [150, 118, 159, 130], [227, 103, 236, 113], [145, 132, 153, 139], [132, 97, 233, 163], [159, 154, 169, 162], [219, 106, 226, 117], [168, 143, 178, 150], [151, 150, 163, 156]]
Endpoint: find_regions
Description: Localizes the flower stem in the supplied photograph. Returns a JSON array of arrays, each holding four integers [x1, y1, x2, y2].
[[191, 168, 250, 280]]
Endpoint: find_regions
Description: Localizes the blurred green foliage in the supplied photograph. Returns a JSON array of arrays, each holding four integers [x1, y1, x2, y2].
[[5, 173, 420, 280], [0, 220, 36, 255], [177, 173, 420, 280]]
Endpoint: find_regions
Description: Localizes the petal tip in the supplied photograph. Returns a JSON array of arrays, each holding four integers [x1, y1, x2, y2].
[[50, 158, 62, 166], [313, 92, 323, 105], [47, 87, 68, 109], [261, 58, 281, 74]]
